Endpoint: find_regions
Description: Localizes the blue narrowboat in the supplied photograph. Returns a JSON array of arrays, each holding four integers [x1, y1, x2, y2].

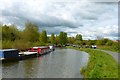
[[0, 49, 19, 62]]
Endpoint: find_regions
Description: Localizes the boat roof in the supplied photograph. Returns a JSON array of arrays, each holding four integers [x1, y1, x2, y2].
[[0, 49, 18, 52], [32, 46, 49, 49]]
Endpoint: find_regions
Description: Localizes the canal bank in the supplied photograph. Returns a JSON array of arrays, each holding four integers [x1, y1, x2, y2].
[[2, 48, 89, 78], [66, 46, 119, 78]]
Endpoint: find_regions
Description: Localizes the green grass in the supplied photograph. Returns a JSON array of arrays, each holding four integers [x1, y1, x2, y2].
[[97, 45, 119, 53], [66, 46, 119, 78]]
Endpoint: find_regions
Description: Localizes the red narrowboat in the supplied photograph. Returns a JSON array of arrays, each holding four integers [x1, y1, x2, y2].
[[28, 46, 50, 55]]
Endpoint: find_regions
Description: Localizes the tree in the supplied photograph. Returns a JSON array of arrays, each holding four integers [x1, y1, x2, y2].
[[67, 37, 75, 44], [23, 22, 39, 42], [74, 41, 82, 45], [2, 24, 21, 41], [59, 32, 64, 45], [82, 40, 87, 45], [59, 32, 67, 45], [106, 40, 113, 46], [75, 34, 82, 41], [55, 35, 59, 45], [87, 40, 96, 45], [39, 30, 47, 43], [1, 22, 41, 50], [96, 40, 103, 45], [112, 42, 119, 51], [47, 37, 51, 43], [63, 32, 67, 44], [96, 38, 109, 45], [50, 33, 55, 44]]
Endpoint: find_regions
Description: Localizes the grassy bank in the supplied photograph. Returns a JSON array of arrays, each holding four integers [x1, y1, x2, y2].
[[66, 46, 119, 78], [97, 45, 119, 53]]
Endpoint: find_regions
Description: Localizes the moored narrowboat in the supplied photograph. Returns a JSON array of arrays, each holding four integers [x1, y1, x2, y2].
[[19, 52, 38, 60], [49, 45, 55, 51], [0, 49, 19, 62], [28, 46, 50, 55]]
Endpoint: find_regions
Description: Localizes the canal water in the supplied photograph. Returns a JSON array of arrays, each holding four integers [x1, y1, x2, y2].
[[2, 48, 89, 78]]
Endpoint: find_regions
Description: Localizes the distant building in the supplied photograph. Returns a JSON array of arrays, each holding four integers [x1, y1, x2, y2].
[[113, 40, 120, 43]]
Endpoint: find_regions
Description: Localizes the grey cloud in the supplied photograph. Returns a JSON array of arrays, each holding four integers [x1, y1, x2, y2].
[[108, 32, 118, 37], [29, 15, 78, 28], [74, 12, 98, 20], [67, 32, 78, 36], [40, 27, 63, 35], [2, 6, 78, 28]]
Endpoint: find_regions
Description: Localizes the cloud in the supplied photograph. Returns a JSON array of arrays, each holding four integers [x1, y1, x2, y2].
[[1, 2, 78, 28], [0, 0, 118, 40]]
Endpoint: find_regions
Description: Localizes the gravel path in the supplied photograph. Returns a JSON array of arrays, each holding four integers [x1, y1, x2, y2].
[[98, 49, 119, 64]]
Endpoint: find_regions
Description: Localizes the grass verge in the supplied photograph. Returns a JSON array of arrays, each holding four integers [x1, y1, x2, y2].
[[97, 45, 119, 53], [66, 46, 119, 78]]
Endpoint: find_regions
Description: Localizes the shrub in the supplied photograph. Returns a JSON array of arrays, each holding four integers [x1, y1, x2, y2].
[[2, 40, 13, 49], [112, 42, 119, 52], [12, 40, 31, 51], [106, 40, 113, 46]]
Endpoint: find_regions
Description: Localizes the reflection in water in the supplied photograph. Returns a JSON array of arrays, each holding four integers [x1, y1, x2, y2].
[[2, 48, 89, 78]]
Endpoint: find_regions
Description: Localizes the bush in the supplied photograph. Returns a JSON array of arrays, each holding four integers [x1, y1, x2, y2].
[[112, 42, 119, 52], [97, 38, 109, 45], [39, 42, 46, 46], [57, 44, 62, 47], [2, 40, 13, 49], [105, 40, 113, 46], [74, 41, 82, 45], [32, 41, 41, 47], [12, 40, 31, 51], [0, 40, 2, 49]]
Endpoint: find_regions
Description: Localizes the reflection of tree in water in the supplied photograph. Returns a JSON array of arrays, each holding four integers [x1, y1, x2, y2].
[[23, 59, 37, 78], [23, 56, 47, 78]]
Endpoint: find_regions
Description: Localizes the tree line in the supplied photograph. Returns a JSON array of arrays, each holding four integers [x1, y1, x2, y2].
[[0, 22, 119, 51], [0, 22, 69, 50]]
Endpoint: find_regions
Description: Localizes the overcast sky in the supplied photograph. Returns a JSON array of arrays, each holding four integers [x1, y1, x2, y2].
[[0, 0, 119, 40]]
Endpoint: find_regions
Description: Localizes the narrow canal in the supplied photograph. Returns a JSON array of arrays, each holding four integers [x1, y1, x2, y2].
[[2, 48, 89, 78]]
